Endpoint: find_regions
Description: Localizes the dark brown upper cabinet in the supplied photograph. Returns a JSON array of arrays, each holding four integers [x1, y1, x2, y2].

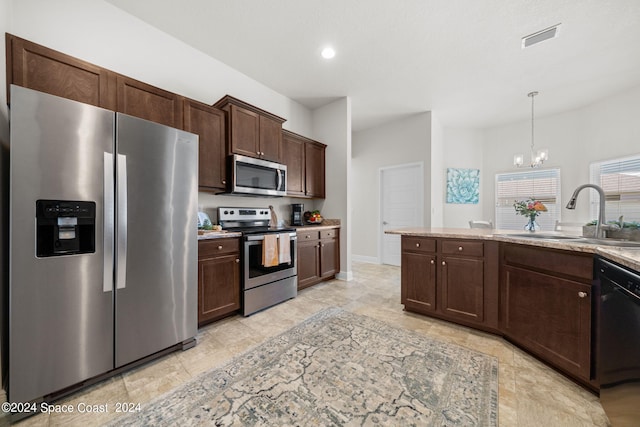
[[6, 34, 116, 109], [305, 140, 326, 198], [280, 129, 327, 199], [281, 130, 306, 197], [214, 95, 286, 163], [183, 99, 227, 191], [116, 75, 183, 129]]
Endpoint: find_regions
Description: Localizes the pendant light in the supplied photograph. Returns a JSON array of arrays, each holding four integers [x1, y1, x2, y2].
[[514, 91, 548, 168]]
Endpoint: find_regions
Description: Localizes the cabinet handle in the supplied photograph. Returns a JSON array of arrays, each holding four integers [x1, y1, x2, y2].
[[430, 260, 434, 265], [222, 179, 226, 184], [416, 243, 420, 248], [458, 246, 463, 251], [305, 235, 310, 239], [235, 259, 240, 263], [578, 291, 588, 298], [321, 243, 325, 247], [217, 245, 223, 250], [442, 261, 446, 266]]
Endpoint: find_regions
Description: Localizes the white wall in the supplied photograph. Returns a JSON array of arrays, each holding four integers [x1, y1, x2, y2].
[[312, 98, 352, 280], [430, 113, 444, 227], [442, 128, 485, 227], [351, 112, 431, 260], [480, 85, 640, 226]]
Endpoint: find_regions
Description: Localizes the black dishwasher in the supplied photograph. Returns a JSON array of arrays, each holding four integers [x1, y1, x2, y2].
[[594, 256, 640, 426]]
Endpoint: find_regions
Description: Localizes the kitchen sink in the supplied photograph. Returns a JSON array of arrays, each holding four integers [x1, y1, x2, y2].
[[503, 233, 582, 240], [499, 233, 640, 247]]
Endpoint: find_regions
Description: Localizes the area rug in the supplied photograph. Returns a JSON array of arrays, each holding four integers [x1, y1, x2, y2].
[[109, 308, 498, 426]]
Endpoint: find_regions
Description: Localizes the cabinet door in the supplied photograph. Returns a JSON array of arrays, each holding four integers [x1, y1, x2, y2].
[[259, 115, 282, 162], [401, 252, 437, 312], [184, 100, 226, 191], [281, 133, 305, 196], [305, 142, 326, 198], [6, 34, 116, 109], [297, 239, 320, 289], [229, 105, 260, 157], [319, 237, 339, 279], [116, 75, 183, 128], [198, 253, 240, 325], [440, 256, 484, 323], [501, 265, 591, 380]]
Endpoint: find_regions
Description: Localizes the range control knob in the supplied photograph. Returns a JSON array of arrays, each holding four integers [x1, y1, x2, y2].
[[223, 210, 229, 215]]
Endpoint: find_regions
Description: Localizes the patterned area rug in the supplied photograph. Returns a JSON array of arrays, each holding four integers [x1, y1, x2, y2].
[[109, 308, 498, 426]]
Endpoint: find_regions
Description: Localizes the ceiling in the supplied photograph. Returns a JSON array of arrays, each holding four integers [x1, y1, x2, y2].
[[105, 0, 640, 131]]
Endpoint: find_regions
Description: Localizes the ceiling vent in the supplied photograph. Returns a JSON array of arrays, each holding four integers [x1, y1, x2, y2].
[[522, 24, 561, 48]]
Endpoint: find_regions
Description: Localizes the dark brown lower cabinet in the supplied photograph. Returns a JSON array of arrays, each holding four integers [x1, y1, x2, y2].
[[297, 228, 340, 290], [198, 238, 241, 326], [500, 244, 593, 383], [400, 236, 499, 331]]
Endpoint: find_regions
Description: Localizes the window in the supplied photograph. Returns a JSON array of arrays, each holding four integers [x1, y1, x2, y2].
[[589, 155, 640, 223], [495, 168, 561, 230]]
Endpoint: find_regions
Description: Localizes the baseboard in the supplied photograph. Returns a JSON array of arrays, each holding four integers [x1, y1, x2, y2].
[[351, 255, 379, 264], [336, 270, 353, 281]]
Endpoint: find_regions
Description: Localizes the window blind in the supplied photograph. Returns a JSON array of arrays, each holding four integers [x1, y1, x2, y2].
[[589, 155, 640, 224], [495, 168, 561, 231]]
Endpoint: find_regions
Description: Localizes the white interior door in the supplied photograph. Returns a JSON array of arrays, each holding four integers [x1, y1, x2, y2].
[[380, 163, 423, 266]]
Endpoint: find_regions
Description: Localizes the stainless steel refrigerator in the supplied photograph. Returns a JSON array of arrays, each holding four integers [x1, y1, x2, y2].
[[8, 85, 198, 404]]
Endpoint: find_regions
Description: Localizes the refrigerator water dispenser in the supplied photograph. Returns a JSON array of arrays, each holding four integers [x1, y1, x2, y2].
[[36, 200, 96, 256]]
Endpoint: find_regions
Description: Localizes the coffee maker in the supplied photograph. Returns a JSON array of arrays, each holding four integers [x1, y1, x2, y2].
[[291, 203, 304, 226]]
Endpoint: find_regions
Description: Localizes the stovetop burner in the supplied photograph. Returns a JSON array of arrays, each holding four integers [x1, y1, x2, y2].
[[217, 207, 295, 235]]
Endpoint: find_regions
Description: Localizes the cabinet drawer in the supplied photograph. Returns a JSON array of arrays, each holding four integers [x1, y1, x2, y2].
[[402, 236, 436, 253], [320, 228, 337, 239], [298, 230, 320, 241], [441, 240, 484, 257], [198, 238, 240, 258], [502, 244, 593, 281]]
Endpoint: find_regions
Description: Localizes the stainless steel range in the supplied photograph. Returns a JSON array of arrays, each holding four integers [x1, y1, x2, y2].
[[218, 207, 297, 316]]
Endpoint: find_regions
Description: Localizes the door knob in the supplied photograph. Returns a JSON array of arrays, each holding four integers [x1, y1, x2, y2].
[[578, 291, 588, 298]]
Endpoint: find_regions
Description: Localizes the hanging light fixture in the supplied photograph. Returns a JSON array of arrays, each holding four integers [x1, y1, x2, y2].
[[514, 91, 548, 168]]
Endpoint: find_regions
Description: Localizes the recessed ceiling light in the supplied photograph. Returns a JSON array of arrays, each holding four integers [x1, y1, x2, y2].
[[522, 23, 561, 48], [321, 47, 336, 59]]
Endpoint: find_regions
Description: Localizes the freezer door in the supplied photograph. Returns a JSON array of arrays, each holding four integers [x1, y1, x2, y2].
[[8, 86, 115, 403], [115, 114, 198, 367]]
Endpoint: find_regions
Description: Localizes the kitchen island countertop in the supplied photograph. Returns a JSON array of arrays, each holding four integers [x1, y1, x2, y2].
[[386, 227, 640, 271]]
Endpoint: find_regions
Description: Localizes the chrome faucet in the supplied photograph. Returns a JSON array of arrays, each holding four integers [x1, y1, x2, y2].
[[566, 184, 607, 238]]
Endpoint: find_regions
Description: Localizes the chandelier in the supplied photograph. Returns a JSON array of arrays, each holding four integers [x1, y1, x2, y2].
[[514, 91, 548, 168]]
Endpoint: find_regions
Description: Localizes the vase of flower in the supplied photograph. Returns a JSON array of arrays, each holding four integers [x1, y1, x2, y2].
[[524, 213, 540, 231], [514, 199, 547, 232]]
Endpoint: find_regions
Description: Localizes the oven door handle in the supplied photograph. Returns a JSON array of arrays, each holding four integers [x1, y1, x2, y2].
[[246, 233, 297, 242]]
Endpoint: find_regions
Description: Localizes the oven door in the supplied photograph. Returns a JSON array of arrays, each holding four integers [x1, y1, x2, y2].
[[231, 154, 287, 196], [244, 233, 297, 290]]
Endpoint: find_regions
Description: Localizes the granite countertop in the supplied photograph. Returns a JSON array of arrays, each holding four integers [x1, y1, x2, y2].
[[386, 227, 640, 271], [197, 231, 242, 240], [292, 219, 341, 231]]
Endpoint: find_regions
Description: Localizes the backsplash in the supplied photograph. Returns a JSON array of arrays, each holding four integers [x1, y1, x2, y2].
[[198, 192, 319, 226]]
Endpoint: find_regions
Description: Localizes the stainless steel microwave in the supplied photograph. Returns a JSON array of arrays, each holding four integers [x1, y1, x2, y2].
[[229, 154, 287, 197]]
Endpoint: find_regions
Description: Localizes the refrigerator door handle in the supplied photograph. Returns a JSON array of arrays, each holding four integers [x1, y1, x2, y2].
[[103, 152, 114, 292], [116, 153, 128, 290]]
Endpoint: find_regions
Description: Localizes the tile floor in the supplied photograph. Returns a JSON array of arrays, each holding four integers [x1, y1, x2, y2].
[[6, 262, 609, 426]]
